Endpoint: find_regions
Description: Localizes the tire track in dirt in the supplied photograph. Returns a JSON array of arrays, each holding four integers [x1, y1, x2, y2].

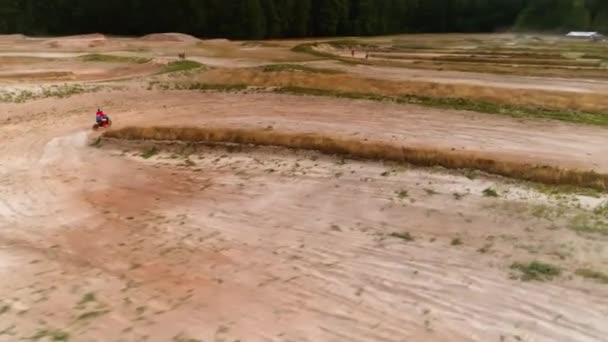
[[168, 162, 608, 342]]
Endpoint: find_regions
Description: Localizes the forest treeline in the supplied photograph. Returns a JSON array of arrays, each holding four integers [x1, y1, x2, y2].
[[0, 0, 607, 39]]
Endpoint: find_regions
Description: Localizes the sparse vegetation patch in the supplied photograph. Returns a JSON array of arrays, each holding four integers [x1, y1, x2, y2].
[[273, 86, 608, 127], [76, 310, 109, 321], [569, 213, 608, 235], [0, 304, 9, 315], [531, 183, 602, 198], [0, 84, 102, 103], [390, 232, 415, 241], [81, 54, 150, 64], [511, 261, 561, 281], [483, 187, 499, 197], [575, 268, 608, 284], [396, 190, 409, 199], [150, 81, 247, 92], [451, 238, 463, 246], [160, 60, 204, 74], [31, 329, 69, 342], [259, 63, 342, 74], [173, 334, 202, 342], [141, 146, 159, 159]]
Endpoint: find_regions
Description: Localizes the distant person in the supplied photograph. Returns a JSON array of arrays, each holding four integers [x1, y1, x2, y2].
[[351, 49, 355, 57], [365, 52, 369, 59]]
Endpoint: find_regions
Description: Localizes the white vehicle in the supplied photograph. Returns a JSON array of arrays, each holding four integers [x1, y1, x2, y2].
[[566, 31, 604, 41]]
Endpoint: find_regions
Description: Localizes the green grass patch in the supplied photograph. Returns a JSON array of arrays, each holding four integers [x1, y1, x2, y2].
[[259, 63, 342, 74], [175, 82, 248, 92], [520, 203, 608, 236], [511, 261, 561, 281], [160, 60, 204, 74], [575, 268, 608, 284], [273, 86, 608, 127], [80, 54, 150, 64], [152, 79, 608, 127], [149, 81, 248, 93]]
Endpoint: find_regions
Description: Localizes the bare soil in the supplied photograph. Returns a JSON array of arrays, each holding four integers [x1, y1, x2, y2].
[[0, 34, 607, 342], [307, 60, 608, 94]]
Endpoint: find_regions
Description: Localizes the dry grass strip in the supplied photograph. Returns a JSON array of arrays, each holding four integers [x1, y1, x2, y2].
[[104, 126, 608, 191]]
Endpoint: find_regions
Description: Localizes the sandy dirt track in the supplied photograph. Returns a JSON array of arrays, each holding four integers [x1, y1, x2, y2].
[[87, 90, 608, 172], [1, 87, 608, 341], [1, 33, 608, 342], [4, 33, 608, 95], [308, 60, 608, 94]]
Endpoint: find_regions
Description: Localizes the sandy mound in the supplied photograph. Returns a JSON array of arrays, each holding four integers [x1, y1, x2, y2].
[[45, 33, 107, 48], [59, 33, 107, 40], [204, 38, 230, 43], [141, 33, 199, 43], [313, 43, 341, 55], [0, 34, 26, 41]]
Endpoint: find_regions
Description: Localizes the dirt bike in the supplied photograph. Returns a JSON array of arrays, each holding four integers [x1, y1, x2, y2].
[[92, 116, 112, 130]]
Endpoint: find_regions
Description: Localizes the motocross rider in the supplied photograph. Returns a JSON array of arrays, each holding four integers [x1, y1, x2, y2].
[[96, 107, 107, 124]]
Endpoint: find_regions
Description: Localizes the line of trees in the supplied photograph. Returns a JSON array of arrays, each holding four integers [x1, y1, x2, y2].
[[0, 0, 607, 39], [515, 0, 608, 33]]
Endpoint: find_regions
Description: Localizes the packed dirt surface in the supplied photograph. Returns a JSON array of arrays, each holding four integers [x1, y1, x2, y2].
[[307, 60, 608, 94], [2, 33, 608, 94], [1, 34, 608, 342], [44, 34, 108, 49], [88, 91, 608, 172]]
